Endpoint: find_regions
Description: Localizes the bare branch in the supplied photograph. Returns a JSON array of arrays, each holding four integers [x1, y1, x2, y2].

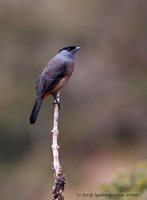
[[51, 92, 66, 200]]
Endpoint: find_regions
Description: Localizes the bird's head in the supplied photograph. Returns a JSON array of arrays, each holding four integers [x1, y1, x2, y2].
[[58, 46, 81, 57]]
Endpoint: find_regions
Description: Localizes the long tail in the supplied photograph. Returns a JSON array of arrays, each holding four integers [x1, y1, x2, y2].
[[29, 98, 42, 124]]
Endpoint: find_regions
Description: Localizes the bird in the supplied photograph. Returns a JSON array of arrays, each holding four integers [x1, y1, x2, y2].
[[29, 46, 81, 124]]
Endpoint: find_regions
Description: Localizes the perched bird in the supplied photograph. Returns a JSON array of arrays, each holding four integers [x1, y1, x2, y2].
[[29, 46, 81, 124]]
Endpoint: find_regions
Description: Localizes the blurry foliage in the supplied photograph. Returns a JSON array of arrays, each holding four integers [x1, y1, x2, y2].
[[101, 162, 147, 200], [0, 125, 31, 163], [0, 0, 147, 199]]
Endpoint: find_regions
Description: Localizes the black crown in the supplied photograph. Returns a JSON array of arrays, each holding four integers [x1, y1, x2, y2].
[[58, 46, 76, 53]]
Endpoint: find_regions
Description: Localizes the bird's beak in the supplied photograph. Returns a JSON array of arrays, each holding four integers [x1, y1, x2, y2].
[[75, 47, 81, 51]]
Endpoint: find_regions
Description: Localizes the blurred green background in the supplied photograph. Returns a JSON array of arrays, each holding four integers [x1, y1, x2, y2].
[[0, 0, 147, 199]]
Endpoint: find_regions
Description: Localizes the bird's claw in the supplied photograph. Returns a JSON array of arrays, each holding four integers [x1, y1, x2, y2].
[[53, 99, 60, 109]]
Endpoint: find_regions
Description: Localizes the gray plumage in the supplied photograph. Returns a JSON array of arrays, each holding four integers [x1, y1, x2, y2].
[[30, 46, 80, 124]]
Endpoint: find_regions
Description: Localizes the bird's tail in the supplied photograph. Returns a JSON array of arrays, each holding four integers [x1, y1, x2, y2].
[[29, 98, 42, 124]]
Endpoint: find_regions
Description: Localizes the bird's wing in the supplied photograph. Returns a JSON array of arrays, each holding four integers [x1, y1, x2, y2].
[[36, 61, 67, 97], [35, 73, 41, 90]]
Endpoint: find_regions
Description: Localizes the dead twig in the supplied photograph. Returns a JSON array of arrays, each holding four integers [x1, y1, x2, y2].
[[51, 92, 66, 200]]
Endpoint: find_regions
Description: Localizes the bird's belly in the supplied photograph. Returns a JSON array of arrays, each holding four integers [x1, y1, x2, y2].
[[50, 76, 69, 94]]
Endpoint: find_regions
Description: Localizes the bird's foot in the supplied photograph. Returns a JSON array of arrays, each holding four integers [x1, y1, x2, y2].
[[52, 96, 60, 109], [53, 100, 60, 109]]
